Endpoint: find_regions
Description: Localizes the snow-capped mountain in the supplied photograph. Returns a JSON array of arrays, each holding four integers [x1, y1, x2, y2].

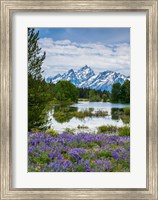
[[46, 73, 62, 84], [82, 71, 127, 92], [76, 65, 95, 82], [46, 65, 129, 92], [62, 69, 80, 86]]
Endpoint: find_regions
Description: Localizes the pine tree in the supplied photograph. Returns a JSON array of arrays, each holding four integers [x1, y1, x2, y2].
[[28, 28, 48, 131], [54, 80, 79, 103], [111, 83, 121, 103], [120, 80, 130, 103], [28, 28, 46, 80]]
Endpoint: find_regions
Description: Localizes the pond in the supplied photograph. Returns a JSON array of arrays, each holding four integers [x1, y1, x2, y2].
[[48, 101, 130, 133]]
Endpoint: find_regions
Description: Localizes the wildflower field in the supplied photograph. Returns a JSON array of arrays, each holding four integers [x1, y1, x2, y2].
[[28, 131, 130, 172]]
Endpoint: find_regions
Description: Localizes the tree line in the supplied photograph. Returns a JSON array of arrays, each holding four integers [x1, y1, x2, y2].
[[111, 80, 130, 103]]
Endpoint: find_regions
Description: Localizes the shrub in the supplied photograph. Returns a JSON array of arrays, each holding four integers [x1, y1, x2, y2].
[[95, 110, 108, 117], [97, 125, 118, 134], [121, 115, 130, 124], [118, 126, 130, 136], [123, 107, 130, 115], [31, 128, 40, 133], [46, 129, 58, 137], [63, 128, 75, 135], [89, 108, 94, 112]]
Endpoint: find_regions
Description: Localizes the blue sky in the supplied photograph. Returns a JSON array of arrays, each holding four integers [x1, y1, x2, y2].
[[35, 28, 130, 77], [36, 28, 130, 44]]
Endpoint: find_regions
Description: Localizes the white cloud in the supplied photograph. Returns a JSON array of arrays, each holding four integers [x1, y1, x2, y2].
[[38, 38, 130, 78]]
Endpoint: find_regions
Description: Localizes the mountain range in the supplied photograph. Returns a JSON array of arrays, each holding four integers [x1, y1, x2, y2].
[[46, 65, 130, 92]]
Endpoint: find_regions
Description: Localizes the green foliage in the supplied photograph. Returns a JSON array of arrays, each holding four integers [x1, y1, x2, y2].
[[89, 108, 94, 112], [77, 165, 85, 172], [53, 105, 108, 124], [73, 110, 92, 118], [54, 80, 79, 103], [78, 87, 111, 102], [88, 142, 98, 148], [98, 125, 118, 134], [28, 28, 46, 80], [120, 80, 130, 103], [31, 128, 40, 133], [111, 80, 130, 103], [95, 110, 108, 117], [63, 128, 75, 135], [102, 94, 108, 102], [111, 83, 121, 103], [46, 129, 58, 137], [53, 111, 73, 123], [28, 77, 52, 130], [97, 150, 112, 158], [121, 115, 130, 124], [118, 126, 130, 136], [89, 90, 101, 102], [28, 28, 54, 131], [123, 107, 130, 115], [111, 107, 130, 124]]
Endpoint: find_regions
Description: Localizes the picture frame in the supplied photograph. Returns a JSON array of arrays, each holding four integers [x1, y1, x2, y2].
[[0, 0, 157, 199]]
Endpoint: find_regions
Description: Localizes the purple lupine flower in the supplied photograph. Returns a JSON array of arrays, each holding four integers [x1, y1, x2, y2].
[[28, 131, 130, 172]]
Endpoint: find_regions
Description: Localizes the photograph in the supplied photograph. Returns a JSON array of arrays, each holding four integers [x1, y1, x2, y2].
[[28, 27, 130, 172], [1, 0, 158, 197]]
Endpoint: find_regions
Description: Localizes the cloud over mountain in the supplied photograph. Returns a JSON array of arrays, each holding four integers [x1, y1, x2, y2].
[[38, 38, 130, 78]]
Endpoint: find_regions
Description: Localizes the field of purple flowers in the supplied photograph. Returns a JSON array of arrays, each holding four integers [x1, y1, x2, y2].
[[28, 131, 130, 172]]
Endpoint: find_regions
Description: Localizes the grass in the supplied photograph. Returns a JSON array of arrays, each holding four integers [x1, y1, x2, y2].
[[97, 125, 130, 136], [46, 129, 58, 137], [63, 128, 75, 135], [97, 125, 118, 134], [118, 126, 130, 136], [73, 109, 108, 119]]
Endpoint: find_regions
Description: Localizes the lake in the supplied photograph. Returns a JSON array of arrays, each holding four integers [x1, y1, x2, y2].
[[48, 101, 130, 133]]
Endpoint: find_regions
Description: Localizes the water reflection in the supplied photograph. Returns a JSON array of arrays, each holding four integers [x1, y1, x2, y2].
[[111, 108, 130, 124], [53, 105, 77, 123], [47, 101, 130, 133]]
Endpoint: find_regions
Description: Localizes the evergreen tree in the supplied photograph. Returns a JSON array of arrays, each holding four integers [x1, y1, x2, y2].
[[89, 89, 96, 102], [111, 83, 121, 103], [111, 81, 130, 103], [102, 94, 108, 102], [28, 28, 46, 80], [28, 28, 48, 131], [54, 80, 79, 103], [120, 80, 130, 103]]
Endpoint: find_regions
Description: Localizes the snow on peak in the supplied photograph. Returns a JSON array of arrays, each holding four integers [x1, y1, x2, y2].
[[46, 65, 129, 92], [76, 65, 95, 82]]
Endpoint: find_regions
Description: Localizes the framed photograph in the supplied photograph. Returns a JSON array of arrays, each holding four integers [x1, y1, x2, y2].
[[0, 0, 157, 199]]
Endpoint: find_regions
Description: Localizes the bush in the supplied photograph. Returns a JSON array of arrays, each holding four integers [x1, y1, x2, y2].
[[63, 128, 75, 135], [118, 126, 130, 136], [46, 129, 58, 137], [123, 107, 130, 115], [31, 128, 40, 133], [97, 125, 118, 134], [95, 110, 108, 117]]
